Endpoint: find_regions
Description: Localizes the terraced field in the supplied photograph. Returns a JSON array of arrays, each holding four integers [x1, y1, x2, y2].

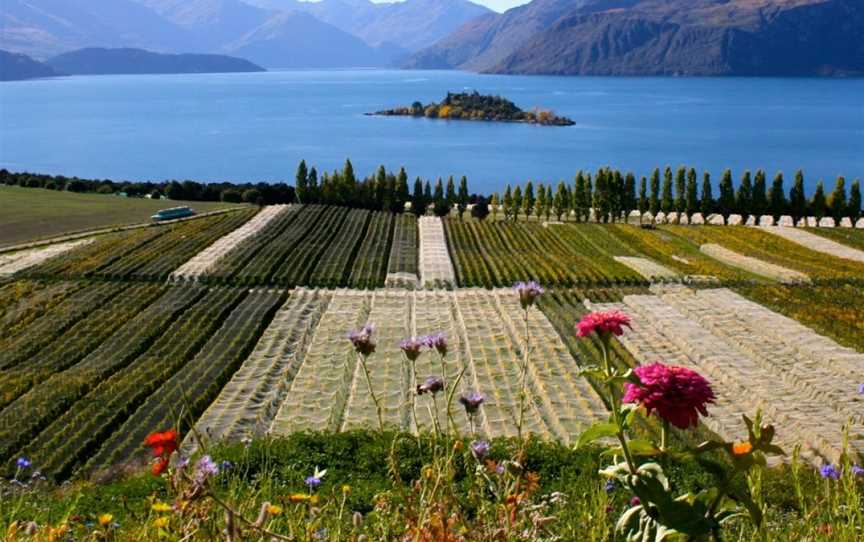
[[2, 206, 863, 480]]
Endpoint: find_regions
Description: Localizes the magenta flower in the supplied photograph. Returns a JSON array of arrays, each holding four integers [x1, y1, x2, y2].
[[623, 363, 715, 429], [348, 323, 376, 356], [399, 336, 425, 361], [423, 332, 448, 357], [575, 310, 631, 338], [514, 281, 544, 309], [459, 392, 485, 414], [417, 376, 445, 395]]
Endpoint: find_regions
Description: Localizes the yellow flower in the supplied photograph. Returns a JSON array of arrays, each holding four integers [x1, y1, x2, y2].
[[309, 495, 319, 506], [452, 440, 464, 452], [151, 502, 172, 513], [98, 514, 113, 527], [153, 517, 169, 529], [288, 493, 310, 503], [266, 504, 283, 516], [341, 484, 352, 495]]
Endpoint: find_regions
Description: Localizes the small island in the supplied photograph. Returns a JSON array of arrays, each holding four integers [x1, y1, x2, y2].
[[370, 91, 574, 126]]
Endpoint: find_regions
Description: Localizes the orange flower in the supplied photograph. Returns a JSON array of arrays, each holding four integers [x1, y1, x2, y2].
[[151, 457, 170, 476], [732, 442, 753, 456], [288, 494, 310, 503]]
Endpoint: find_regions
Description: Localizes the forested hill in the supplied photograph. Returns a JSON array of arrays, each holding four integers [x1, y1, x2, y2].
[[46, 48, 265, 75], [0, 50, 60, 81], [406, 0, 864, 76]]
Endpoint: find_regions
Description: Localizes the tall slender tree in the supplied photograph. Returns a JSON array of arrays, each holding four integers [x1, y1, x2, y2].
[[554, 181, 568, 221], [849, 179, 862, 221], [649, 168, 660, 217], [788, 171, 807, 222], [675, 166, 687, 214], [828, 176, 847, 222], [295, 160, 308, 203], [308, 167, 319, 203], [700, 172, 713, 217], [412, 177, 425, 216], [638, 176, 648, 219], [457, 175, 469, 220], [513, 185, 523, 220], [736, 170, 752, 220], [660, 167, 674, 214], [685, 168, 698, 218], [811, 181, 827, 220], [718, 169, 735, 223], [768, 172, 787, 221], [445, 176, 456, 206], [624, 172, 637, 222], [396, 167, 410, 212], [535, 182, 547, 220], [593, 170, 607, 223], [544, 185, 553, 220], [752, 170, 768, 219], [585, 174, 593, 222], [522, 182, 535, 220], [503, 185, 513, 221], [490, 193, 500, 220]]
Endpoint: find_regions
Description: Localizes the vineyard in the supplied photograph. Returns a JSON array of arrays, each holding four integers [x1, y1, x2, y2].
[[1, 206, 863, 481]]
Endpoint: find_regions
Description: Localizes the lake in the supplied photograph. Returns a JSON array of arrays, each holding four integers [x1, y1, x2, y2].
[[1, 69, 862, 195]]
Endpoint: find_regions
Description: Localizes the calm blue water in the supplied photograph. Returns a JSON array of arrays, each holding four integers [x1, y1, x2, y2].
[[1, 69, 862, 194]]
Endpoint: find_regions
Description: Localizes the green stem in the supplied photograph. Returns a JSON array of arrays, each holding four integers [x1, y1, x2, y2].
[[601, 335, 636, 473], [517, 308, 530, 445], [360, 354, 384, 432], [445, 365, 466, 436], [660, 419, 669, 453]]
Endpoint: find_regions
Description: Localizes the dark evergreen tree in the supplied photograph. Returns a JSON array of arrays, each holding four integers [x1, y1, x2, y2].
[[675, 166, 686, 214], [849, 180, 862, 221], [412, 177, 425, 216], [294, 160, 308, 203], [624, 172, 637, 220], [445, 176, 457, 206], [638, 176, 648, 217], [535, 182, 546, 220], [554, 181, 568, 221], [789, 171, 807, 222], [308, 167, 319, 203], [752, 170, 768, 219], [811, 181, 827, 220], [545, 185, 553, 220], [593, 170, 607, 223], [649, 168, 660, 217], [718, 169, 735, 223], [660, 167, 674, 214], [522, 181, 535, 219], [735, 170, 752, 220], [513, 185, 523, 220], [574, 172, 587, 223], [685, 168, 698, 218], [828, 176, 847, 222], [768, 172, 787, 221], [457, 176, 469, 220], [585, 174, 593, 222], [433, 178, 450, 216], [700, 172, 712, 217]]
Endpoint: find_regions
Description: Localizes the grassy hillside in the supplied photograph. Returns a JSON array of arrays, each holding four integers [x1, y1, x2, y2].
[[0, 185, 245, 248]]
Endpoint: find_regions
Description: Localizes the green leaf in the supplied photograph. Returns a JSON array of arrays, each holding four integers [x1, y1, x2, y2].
[[577, 422, 618, 449]]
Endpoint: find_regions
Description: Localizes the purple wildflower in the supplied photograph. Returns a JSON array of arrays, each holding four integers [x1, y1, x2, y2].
[[417, 376, 445, 395], [399, 337, 425, 361], [470, 440, 491, 459], [629, 496, 641, 507], [348, 324, 376, 356], [305, 475, 322, 488], [220, 460, 233, 471], [853, 465, 864, 477], [16, 457, 31, 470], [604, 480, 615, 494], [820, 464, 841, 480], [858, 383, 864, 395], [193, 455, 220, 486], [514, 281, 544, 309], [423, 332, 448, 357], [459, 392, 484, 414]]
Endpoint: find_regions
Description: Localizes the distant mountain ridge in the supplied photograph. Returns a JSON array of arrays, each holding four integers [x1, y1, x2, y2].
[[0, 0, 491, 69], [407, 0, 864, 76], [46, 47, 265, 75], [0, 50, 61, 81]]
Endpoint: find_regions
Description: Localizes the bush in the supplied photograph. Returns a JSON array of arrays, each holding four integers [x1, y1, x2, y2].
[[220, 189, 242, 203]]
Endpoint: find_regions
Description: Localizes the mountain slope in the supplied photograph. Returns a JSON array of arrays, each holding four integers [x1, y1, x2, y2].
[[0, 50, 61, 81], [407, 0, 864, 76], [0, 0, 192, 58], [136, 0, 271, 50], [221, 11, 392, 68], [46, 48, 265, 75], [246, 0, 492, 52]]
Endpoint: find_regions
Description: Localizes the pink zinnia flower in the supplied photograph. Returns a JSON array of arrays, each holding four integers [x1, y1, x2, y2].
[[623, 363, 715, 429], [575, 310, 631, 338]]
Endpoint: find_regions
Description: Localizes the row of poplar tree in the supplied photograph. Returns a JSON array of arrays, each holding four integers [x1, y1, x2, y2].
[[294, 159, 472, 217], [493, 167, 863, 224]]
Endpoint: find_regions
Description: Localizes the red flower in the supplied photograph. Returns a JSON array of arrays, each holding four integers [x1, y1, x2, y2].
[[144, 429, 179, 457], [144, 429, 178, 475], [575, 311, 631, 338], [151, 457, 170, 476], [623, 363, 715, 429]]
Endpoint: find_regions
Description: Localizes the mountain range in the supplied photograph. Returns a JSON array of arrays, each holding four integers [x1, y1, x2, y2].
[[407, 0, 864, 76], [0, 0, 490, 68]]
